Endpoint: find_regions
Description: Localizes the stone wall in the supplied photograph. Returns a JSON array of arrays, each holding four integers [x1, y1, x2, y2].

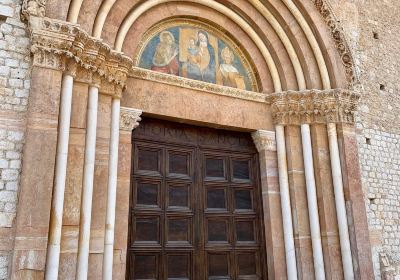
[[329, 0, 400, 278], [0, 0, 30, 278]]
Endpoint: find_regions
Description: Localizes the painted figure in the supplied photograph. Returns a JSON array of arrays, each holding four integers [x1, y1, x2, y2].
[[182, 37, 202, 80], [196, 30, 216, 83], [151, 31, 179, 75], [218, 47, 245, 89]]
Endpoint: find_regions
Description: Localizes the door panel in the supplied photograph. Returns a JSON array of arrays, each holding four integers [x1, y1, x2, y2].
[[128, 118, 266, 280]]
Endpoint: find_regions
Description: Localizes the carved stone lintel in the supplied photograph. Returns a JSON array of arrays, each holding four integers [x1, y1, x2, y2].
[[120, 107, 142, 131], [129, 67, 266, 103], [251, 130, 277, 152], [268, 89, 359, 125]]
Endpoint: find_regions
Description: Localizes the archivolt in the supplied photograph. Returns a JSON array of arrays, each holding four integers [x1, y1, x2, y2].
[[65, 0, 354, 92]]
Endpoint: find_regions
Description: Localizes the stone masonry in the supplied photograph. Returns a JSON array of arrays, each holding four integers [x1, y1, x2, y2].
[[0, 0, 30, 278], [329, 0, 400, 278]]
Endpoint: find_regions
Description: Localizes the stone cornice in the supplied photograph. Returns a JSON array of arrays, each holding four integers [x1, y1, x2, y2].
[[251, 130, 277, 152], [129, 67, 266, 103], [28, 16, 132, 97], [120, 107, 142, 131], [268, 89, 359, 125]]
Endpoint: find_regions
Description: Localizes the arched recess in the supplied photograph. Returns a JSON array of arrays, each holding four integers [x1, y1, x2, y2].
[[54, 0, 355, 92]]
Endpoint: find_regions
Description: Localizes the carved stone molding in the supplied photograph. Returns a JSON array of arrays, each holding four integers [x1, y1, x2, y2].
[[268, 89, 359, 125], [28, 16, 132, 96], [251, 130, 277, 152], [129, 67, 266, 103], [120, 107, 142, 131], [311, 0, 356, 87]]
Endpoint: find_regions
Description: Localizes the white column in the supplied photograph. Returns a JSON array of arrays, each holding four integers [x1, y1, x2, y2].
[[76, 85, 99, 280], [45, 72, 75, 280], [102, 98, 120, 280], [327, 123, 354, 280], [300, 124, 326, 279], [275, 125, 298, 280], [102, 106, 142, 280]]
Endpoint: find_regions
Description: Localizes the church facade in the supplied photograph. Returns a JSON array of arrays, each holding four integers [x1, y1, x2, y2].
[[0, 0, 399, 279]]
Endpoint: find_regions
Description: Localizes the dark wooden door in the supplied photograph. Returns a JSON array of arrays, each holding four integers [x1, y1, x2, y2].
[[128, 118, 267, 280]]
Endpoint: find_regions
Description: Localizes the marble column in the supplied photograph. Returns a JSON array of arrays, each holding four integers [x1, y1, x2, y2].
[[45, 61, 76, 280], [76, 81, 100, 280], [102, 106, 142, 280], [275, 125, 298, 280], [300, 124, 326, 279], [327, 123, 354, 280]]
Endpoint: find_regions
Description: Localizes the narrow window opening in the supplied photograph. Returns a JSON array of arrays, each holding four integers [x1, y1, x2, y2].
[[380, 84, 385, 91], [373, 32, 379, 39], [366, 137, 371, 145]]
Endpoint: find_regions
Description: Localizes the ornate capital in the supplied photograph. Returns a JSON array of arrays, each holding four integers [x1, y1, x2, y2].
[[28, 16, 132, 97], [251, 130, 277, 152], [120, 107, 142, 131], [64, 59, 77, 77], [268, 89, 359, 125]]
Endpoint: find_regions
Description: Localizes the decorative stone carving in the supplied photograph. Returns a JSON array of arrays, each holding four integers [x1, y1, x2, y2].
[[130, 67, 266, 103], [22, 0, 46, 19], [268, 89, 359, 125], [28, 16, 132, 96], [251, 130, 277, 152], [64, 59, 77, 77], [120, 107, 142, 131], [311, 0, 356, 87]]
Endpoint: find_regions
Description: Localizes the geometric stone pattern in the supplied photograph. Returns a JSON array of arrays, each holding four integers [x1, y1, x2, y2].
[[357, 129, 400, 279]]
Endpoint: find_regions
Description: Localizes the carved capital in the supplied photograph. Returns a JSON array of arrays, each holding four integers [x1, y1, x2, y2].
[[251, 130, 276, 152], [120, 107, 142, 131], [27, 16, 133, 97], [268, 89, 359, 125], [64, 59, 77, 77]]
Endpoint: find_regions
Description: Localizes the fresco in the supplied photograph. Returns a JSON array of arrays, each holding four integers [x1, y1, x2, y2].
[[138, 25, 255, 91]]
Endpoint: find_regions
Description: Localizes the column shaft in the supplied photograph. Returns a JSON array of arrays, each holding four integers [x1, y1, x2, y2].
[[275, 125, 298, 280], [327, 123, 354, 280], [45, 73, 74, 280], [300, 124, 326, 279], [76, 85, 99, 280], [102, 98, 121, 280]]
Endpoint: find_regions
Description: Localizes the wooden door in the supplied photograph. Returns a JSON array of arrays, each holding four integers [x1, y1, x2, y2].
[[128, 118, 267, 280]]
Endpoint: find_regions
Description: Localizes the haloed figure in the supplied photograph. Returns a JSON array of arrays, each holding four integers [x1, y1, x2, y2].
[[151, 31, 179, 75], [219, 47, 245, 89]]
